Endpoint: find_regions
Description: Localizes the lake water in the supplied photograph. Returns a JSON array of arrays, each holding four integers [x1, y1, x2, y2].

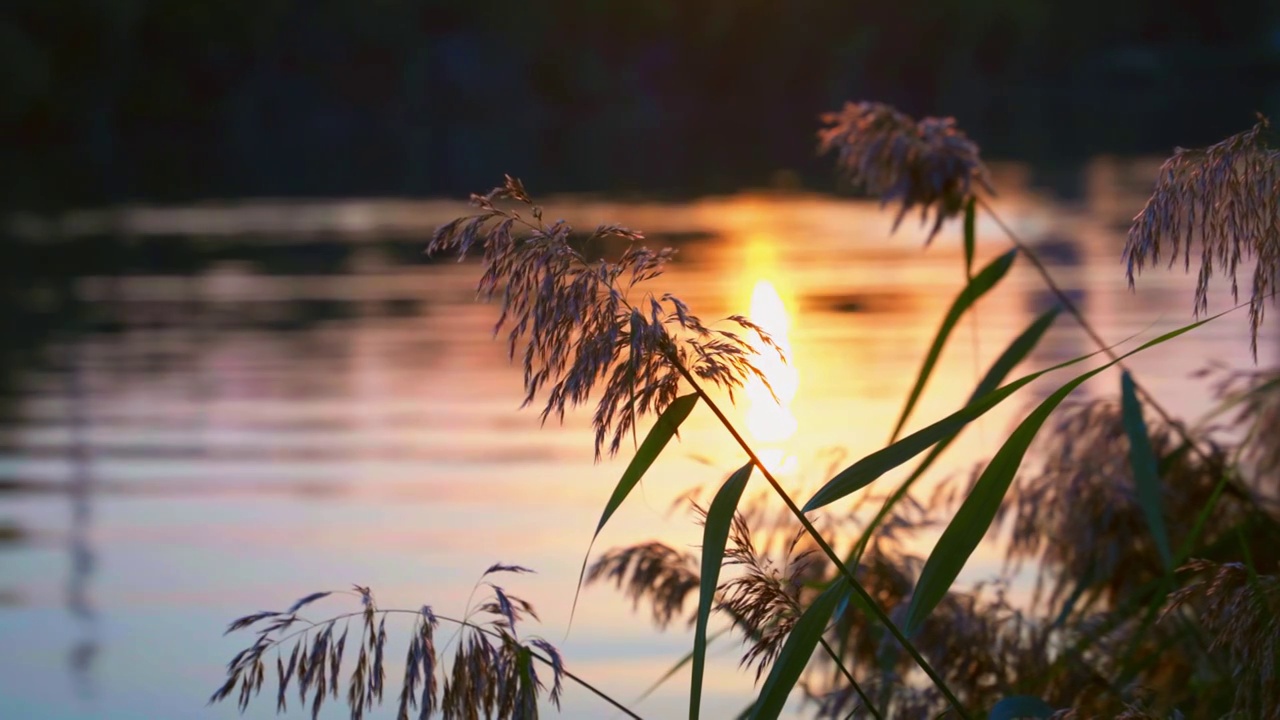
[[1, 163, 1275, 719]]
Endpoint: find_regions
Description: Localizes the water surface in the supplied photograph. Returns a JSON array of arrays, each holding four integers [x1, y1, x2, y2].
[[1, 166, 1274, 719]]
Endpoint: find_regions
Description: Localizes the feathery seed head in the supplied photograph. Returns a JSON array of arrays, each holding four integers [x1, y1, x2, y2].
[[1166, 559, 1280, 719], [1125, 116, 1280, 357], [429, 175, 780, 458], [818, 102, 993, 242]]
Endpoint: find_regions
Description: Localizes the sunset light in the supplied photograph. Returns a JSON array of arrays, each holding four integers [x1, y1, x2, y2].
[[744, 280, 799, 453]]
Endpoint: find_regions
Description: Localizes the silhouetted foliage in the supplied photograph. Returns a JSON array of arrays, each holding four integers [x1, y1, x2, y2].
[[4, 0, 1280, 210]]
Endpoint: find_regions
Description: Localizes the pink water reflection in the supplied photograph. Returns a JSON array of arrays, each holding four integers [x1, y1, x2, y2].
[[1, 169, 1275, 717]]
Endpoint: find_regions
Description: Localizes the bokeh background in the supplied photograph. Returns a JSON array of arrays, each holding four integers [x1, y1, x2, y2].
[[5, 0, 1280, 208], [3, 2, 1280, 719]]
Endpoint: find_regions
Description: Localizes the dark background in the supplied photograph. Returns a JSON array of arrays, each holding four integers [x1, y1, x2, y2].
[[3, 0, 1280, 211]]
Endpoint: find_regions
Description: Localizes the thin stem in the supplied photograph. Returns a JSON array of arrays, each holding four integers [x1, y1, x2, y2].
[[819, 637, 883, 720], [228, 607, 644, 720], [977, 198, 1112, 357], [669, 360, 971, 719]]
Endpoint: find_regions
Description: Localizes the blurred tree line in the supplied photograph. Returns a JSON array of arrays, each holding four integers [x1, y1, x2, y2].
[[3, 0, 1279, 211]]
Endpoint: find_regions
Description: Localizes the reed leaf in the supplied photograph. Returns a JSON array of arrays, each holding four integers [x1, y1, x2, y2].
[[904, 312, 1228, 636], [851, 308, 1060, 563], [749, 579, 848, 720], [1120, 372, 1174, 573], [691, 462, 753, 720], [570, 393, 700, 629], [806, 307, 1227, 513], [805, 341, 1106, 513], [888, 248, 1017, 444], [906, 368, 1106, 636]]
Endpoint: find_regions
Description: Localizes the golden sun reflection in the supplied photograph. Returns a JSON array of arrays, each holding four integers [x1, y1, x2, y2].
[[745, 280, 800, 473]]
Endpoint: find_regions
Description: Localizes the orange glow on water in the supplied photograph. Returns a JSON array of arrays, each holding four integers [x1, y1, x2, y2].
[[745, 280, 799, 465]]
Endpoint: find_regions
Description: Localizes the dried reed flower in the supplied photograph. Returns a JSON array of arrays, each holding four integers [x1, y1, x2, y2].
[[585, 541, 699, 629], [818, 101, 993, 242], [1125, 116, 1280, 356], [1001, 399, 1258, 611], [1211, 367, 1280, 493], [718, 512, 818, 681], [1166, 559, 1280, 720], [213, 565, 565, 720], [584, 501, 825, 683], [429, 175, 780, 458]]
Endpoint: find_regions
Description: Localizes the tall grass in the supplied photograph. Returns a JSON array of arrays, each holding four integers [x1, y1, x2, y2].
[[213, 104, 1280, 718]]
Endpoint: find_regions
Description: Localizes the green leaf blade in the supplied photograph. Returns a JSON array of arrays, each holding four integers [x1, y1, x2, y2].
[[848, 308, 1060, 562], [749, 580, 848, 720], [901, 310, 1227, 635], [1120, 371, 1174, 572], [905, 361, 1110, 635], [805, 308, 1226, 514], [888, 248, 1018, 444], [890, 307, 1061, 496], [595, 394, 700, 537], [690, 461, 753, 720], [569, 394, 699, 629], [804, 362, 1050, 513]]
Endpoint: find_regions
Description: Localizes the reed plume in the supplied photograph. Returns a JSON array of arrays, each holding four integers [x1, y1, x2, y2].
[[1125, 116, 1280, 356], [428, 175, 780, 459], [1167, 559, 1280, 720], [211, 566, 575, 720], [818, 101, 993, 242]]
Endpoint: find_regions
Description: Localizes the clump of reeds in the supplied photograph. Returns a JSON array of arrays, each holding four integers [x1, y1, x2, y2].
[[1004, 395, 1280, 613], [587, 479, 1065, 718], [1125, 116, 1279, 355], [1003, 400, 1233, 609], [211, 102, 1280, 720]]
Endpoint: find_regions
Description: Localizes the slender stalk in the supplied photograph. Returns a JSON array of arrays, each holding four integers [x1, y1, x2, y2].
[[819, 637, 883, 720], [668, 359, 971, 719]]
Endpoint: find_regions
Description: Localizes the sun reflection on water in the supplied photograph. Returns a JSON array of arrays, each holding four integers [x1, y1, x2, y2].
[[744, 279, 800, 474]]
